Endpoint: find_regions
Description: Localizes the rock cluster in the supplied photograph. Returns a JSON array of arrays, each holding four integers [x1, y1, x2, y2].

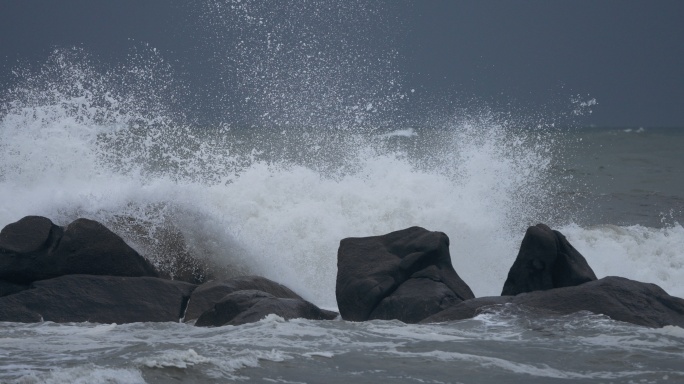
[[2, 215, 683, 328], [0, 216, 158, 286], [0, 216, 337, 325], [335, 225, 684, 328]]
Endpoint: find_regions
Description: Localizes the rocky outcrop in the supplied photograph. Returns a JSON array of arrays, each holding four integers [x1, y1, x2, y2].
[[184, 276, 303, 321], [419, 296, 514, 323], [0, 279, 28, 298], [107, 215, 223, 285], [194, 290, 338, 327], [336, 227, 474, 323], [0, 216, 159, 285], [421, 277, 684, 328], [0, 274, 196, 323], [0, 216, 340, 326], [501, 224, 597, 296]]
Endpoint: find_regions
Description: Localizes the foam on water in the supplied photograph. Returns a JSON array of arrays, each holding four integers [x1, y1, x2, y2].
[[2, 312, 682, 383], [8, 366, 146, 384], [562, 223, 684, 298]]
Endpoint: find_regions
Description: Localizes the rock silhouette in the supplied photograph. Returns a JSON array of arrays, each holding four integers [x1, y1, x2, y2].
[[195, 290, 338, 327], [501, 224, 597, 296], [0, 216, 159, 285], [0, 275, 196, 323], [184, 276, 303, 321], [336, 227, 474, 323], [422, 277, 684, 328]]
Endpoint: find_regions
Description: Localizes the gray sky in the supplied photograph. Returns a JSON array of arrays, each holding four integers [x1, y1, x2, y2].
[[1, 0, 683, 127]]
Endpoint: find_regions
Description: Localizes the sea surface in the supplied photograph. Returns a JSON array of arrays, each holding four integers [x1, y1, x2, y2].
[[1, 1, 684, 382]]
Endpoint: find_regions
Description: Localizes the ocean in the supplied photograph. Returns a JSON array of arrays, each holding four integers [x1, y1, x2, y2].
[[1, 1, 684, 382]]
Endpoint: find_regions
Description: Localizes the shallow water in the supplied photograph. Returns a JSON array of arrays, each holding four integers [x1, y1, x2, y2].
[[2, 308, 684, 384]]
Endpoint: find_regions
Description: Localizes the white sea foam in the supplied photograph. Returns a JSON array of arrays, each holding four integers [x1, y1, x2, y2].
[[377, 128, 418, 138], [657, 325, 684, 338], [383, 349, 663, 380], [84, 323, 117, 335], [562, 223, 684, 298], [135, 348, 212, 369], [302, 351, 335, 358], [8, 366, 146, 384]]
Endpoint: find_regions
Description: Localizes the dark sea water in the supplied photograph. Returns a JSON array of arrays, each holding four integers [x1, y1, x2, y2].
[[1, 0, 684, 382], [559, 127, 684, 228]]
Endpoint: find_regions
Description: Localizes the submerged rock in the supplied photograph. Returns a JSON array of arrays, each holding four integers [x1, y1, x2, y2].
[[501, 224, 597, 296], [194, 290, 338, 327], [0, 274, 196, 324], [422, 276, 684, 328], [336, 227, 474, 323], [184, 276, 303, 321], [0, 216, 159, 285]]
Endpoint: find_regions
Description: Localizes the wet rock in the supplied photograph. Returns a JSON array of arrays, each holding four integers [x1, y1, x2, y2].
[[422, 277, 684, 328], [184, 276, 303, 321], [336, 227, 474, 323], [501, 224, 597, 296], [0, 216, 59, 254], [0, 274, 196, 324], [194, 290, 338, 327], [108, 215, 222, 285], [0, 279, 28, 298], [0, 216, 63, 284], [419, 296, 515, 323], [0, 216, 159, 285]]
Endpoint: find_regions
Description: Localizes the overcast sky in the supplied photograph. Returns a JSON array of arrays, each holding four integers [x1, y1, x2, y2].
[[1, 0, 683, 127]]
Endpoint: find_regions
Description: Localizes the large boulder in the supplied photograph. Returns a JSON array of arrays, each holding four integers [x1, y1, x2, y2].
[[501, 224, 597, 296], [0, 216, 159, 284], [421, 277, 684, 328], [336, 227, 474, 323], [194, 290, 338, 327], [0, 279, 28, 298], [184, 276, 303, 321], [0, 274, 196, 323]]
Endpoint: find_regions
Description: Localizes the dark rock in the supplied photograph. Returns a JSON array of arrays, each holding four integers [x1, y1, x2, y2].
[[368, 267, 463, 323], [0, 216, 159, 285], [0, 216, 59, 254], [501, 224, 597, 296], [422, 277, 684, 328], [336, 226, 475, 323], [108, 215, 224, 284], [419, 296, 515, 323], [0, 279, 29, 298], [0, 274, 196, 324], [184, 276, 303, 321], [0, 216, 63, 284], [194, 290, 338, 327]]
